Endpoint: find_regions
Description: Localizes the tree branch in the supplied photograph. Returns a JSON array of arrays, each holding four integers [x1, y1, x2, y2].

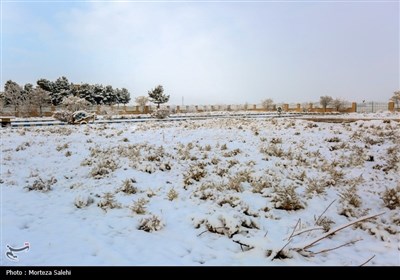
[[315, 199, 336, 225], [313, 238, 363, 255], [360, 255, 375, 266], [298, 212, 385, 250]]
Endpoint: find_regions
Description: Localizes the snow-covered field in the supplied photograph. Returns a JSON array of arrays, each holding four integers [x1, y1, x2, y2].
[[1, 117, 399, 266]]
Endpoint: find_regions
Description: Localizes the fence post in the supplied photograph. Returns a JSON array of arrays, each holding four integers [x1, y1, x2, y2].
[[351, 102, 357, 113], [388, 101, 394, 112], [283, 104, 289, 112]]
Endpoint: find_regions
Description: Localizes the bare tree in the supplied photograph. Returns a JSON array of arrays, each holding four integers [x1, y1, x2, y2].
[[391, 90, 400, 109], [135, 96, 149, 112], [320, 96, 333, 112], [31, 87, 51, 116], [332, 98, 345, 112], [261, 98, 274, 111]]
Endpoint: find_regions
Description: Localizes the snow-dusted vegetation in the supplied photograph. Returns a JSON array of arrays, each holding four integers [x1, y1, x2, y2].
[[1, 117, 399, 265]]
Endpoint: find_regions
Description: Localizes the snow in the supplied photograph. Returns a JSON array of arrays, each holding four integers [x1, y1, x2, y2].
[[1, 116, 399, 266]]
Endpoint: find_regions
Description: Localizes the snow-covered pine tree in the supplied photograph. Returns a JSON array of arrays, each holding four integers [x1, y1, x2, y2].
[[148, 85, 169, 109]]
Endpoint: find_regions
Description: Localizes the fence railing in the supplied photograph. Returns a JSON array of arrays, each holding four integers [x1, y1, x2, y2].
[[0, 101, 397, 117], [356, 102, 390, 113]]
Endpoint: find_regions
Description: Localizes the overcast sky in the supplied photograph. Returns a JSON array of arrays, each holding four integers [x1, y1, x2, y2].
[[2, 0, 399, 105]]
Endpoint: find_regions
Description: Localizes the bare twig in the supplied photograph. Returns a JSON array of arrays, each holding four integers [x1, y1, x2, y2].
[[298, 212, 385, 250], [289, 226, 324, 239], [288, 218, 301, 241], [315, 199, 336, 225], [232, 240, 253, 252], [313, 238, 363, 255], [197, 226, 227, 237], [360, 255, 375, 266]]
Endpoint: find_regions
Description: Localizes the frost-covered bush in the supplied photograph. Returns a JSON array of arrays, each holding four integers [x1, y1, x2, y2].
[[167, 188, 179, 201], [61, 95, 91, 112], [226, 170, 253, 192], [74, 195, 94, 208], [338, 186, 366, 217], [97, 192, 121, 211], [382, 186, 400, 210], [305, 178, 327, 197], [183, 164, 207, 187], [119, 178, 138, 194], [138, 215, 164, 232], [131, 198, 148, 214], [272, 185, 304, 211], [151, 108, 170, 119], [53, 110, 73, 123], [90, 158, 119, 179], [315, 216, 335, 232], [194, 212, 259, 238], [251, 177, 273, 194], [26, 177, 57, 192]]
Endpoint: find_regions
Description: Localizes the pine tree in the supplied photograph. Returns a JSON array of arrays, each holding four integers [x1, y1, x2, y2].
[[148, 85, 169, 108], [116, 88, 131, 105], [93, 84, 105, 105]]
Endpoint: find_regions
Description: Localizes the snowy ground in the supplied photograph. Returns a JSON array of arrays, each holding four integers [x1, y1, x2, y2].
[[1, 117, 399, 266]]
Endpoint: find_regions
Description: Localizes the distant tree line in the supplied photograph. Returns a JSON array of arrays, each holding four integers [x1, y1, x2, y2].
[[1, 76, 131, 115]]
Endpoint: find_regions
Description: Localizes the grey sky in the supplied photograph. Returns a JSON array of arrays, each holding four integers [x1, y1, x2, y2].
[[2, 1, 399, 105]]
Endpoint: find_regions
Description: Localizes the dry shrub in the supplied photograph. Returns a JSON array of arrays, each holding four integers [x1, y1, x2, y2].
[[97, 192, 121, 211], [305, 178, 327, 197], [131, 198, 148, 214], [217, 195, 241, 207], [270, 137, 282, 144], [272, 185, 304, 211], [325, 137, 341, 143], [138, 215, 164, 232], [338, 186, 366, 218], [74, 195, 94, 208], [90, 158, 119, 179], [183, 164, 207, 187], [53, 110, 73, 123], [167, 188, 179, 201], [195, 212, 258, 238], [227, 170, 253, 192], [260, 144, 285, 158], [56, 143, 69, 151], [151, 108, 170, 119], [119, 178, 138, 194], [315, 216, 335, 232], [382, 186, 400, 210], [251, 177, 273, 194], [15, 142, 30, 151], [383, 145, 399, 172], [26, 177, 57, 192]]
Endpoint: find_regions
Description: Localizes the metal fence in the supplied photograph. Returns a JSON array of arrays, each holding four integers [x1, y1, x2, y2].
[[356, 102, 388, 113]]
